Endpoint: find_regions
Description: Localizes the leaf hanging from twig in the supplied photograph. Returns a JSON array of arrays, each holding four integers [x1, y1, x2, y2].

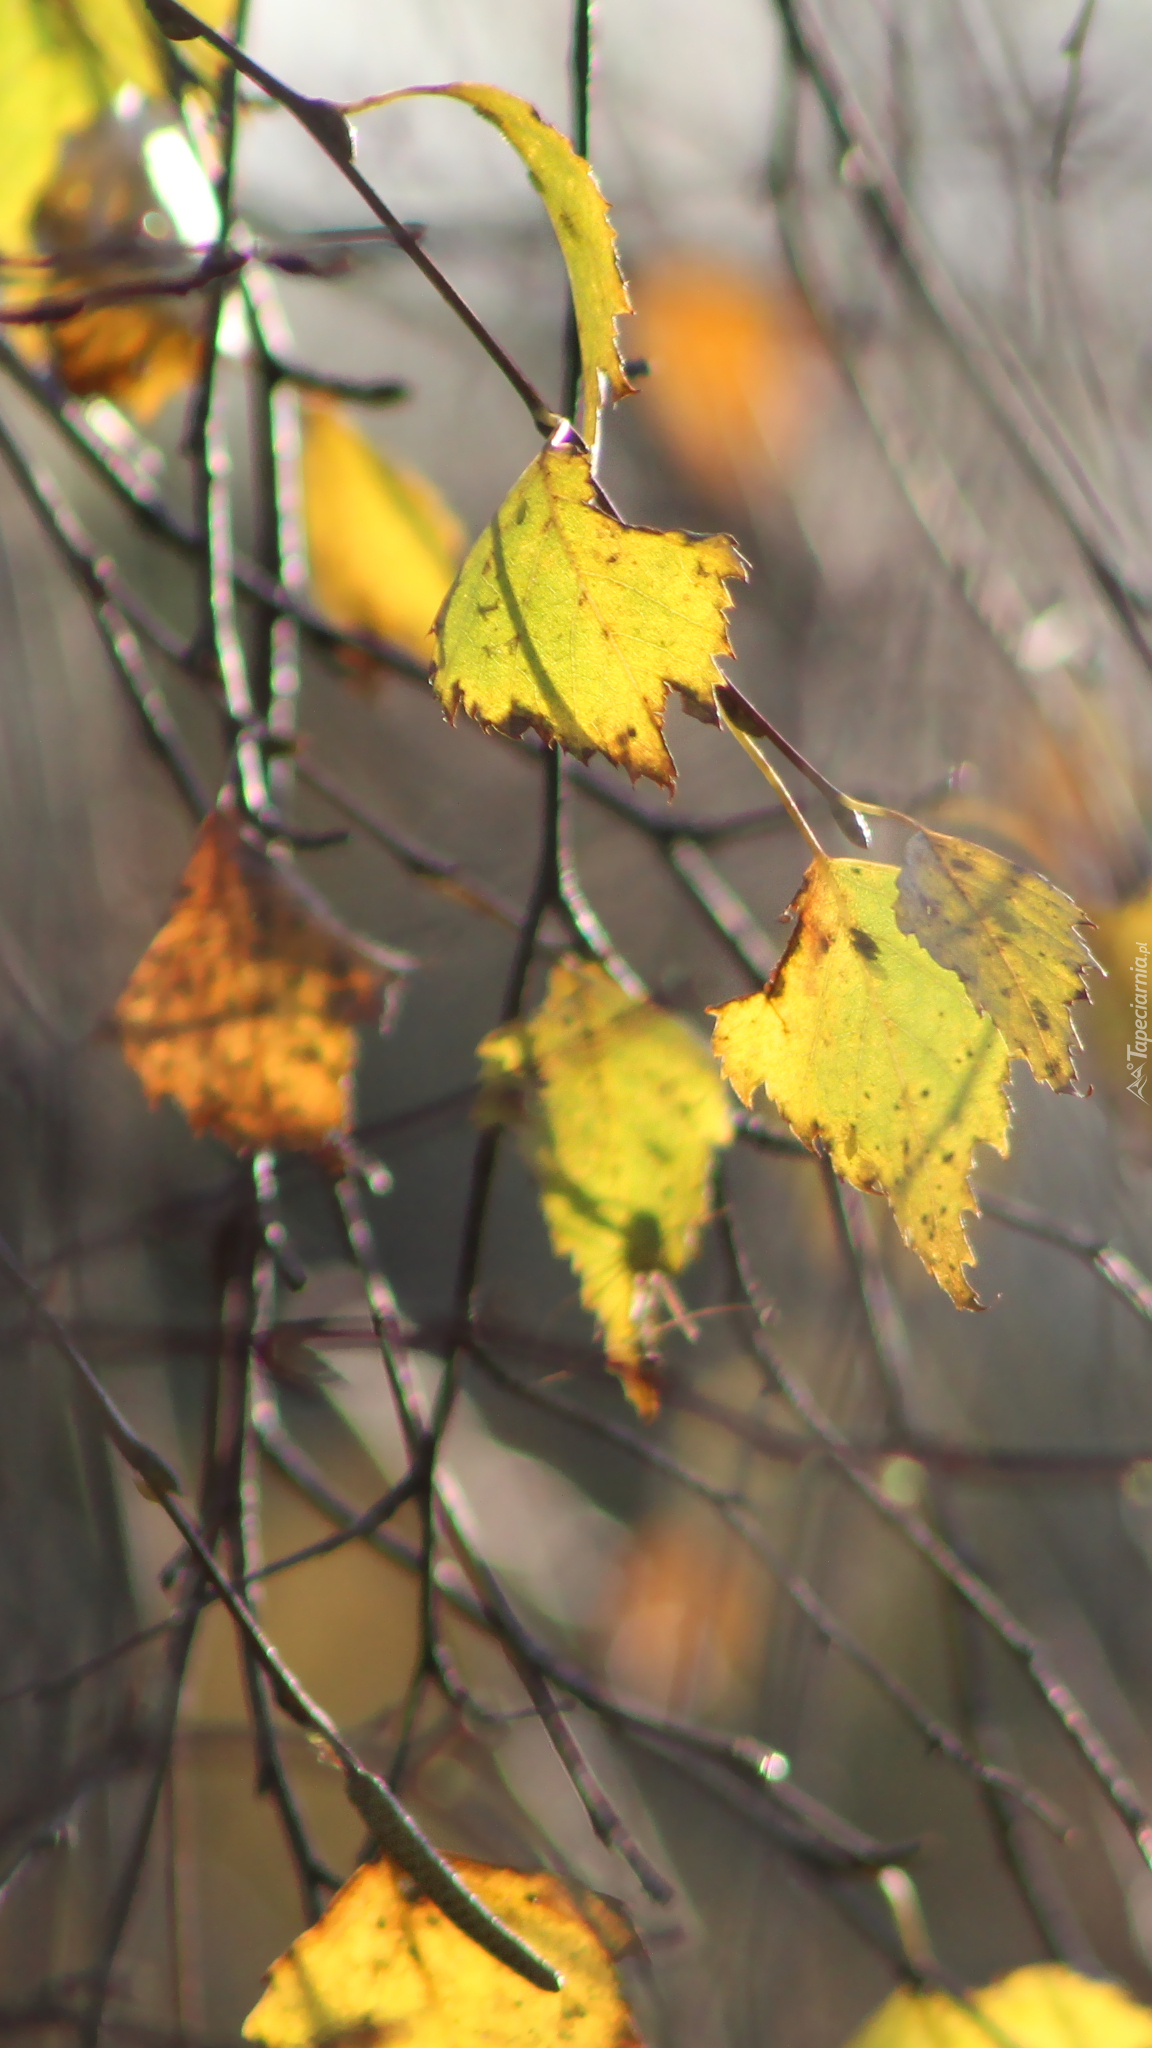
[[242, 1853, 642, 2048], [343, 82, 632, 443], [478, 957, 733, 1414], [115, 812, 411, 1153], [710, 856, 1012, 1307], [434, 440, 746, 790]]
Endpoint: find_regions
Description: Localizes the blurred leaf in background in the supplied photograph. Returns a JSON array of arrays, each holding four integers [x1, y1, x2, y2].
[[302, 395, 465, 665]]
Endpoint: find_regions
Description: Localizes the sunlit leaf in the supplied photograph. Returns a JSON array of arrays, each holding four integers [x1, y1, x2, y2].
[[845, 1962, 1152, 2047], [301, 395, 465, 666], [348, 83, 631, 443], [434, 439, 746, 790], [896, 829, 1098, 1093], [710, 856, 1012, 1308], [478, 956, 732, 1414], [242, 1853, 641, 2048], [635, 255, 830, 499], [0, 0, 165, 257], [115, 812, 411, 1153]]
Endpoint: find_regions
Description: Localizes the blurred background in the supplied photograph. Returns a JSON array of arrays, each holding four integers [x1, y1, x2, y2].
[[2, 1, 1152, 2043]]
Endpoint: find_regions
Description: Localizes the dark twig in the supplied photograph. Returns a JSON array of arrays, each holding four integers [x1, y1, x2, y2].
[[144, 0, 560, 435], [737, 1111, 1152, 1334], [466, 1341, 1068, 1836], [255, 1380, 924, 1876], [727, 1215, 1152, 1868], [0, 415, 207, 818], [0, 1214, 557, 1991], [772, 0, 1152, 609], [1048, 0, 1098, 198], [980, 1190, 1152, 1330], [825, 1171, 1100, 1968], [0, 334, 429, 682]]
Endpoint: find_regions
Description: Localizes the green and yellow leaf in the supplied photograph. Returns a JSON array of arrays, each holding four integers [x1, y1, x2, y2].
[[115, 812, 410, 1154], [896, 829, 1098, 1092], [710, 857, 1012, 1308], [478, 957, 733, 1413], [242, 1853, 641, 2048], [345, 82, 631, 443], [301, 395, 465, 665], [845, 1962, 1152, 2048], [0, 0, 165, 256], [434, 440, 746, 789]]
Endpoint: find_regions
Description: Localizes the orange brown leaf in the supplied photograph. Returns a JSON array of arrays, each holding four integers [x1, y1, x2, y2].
[[115, 812, 411, 1153]]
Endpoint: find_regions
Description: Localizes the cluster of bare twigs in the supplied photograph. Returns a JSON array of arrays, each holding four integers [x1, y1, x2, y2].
[[4, 0, 1152, 2040]]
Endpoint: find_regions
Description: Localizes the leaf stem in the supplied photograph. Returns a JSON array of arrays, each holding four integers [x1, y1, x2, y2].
[[716, 695, 827, 858]]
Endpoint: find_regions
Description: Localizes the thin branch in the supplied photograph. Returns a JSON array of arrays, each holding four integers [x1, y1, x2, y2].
[[772, 0, 1152, 611], [0, 334, 429, 682], [466, 1341, 1068, 1837], [666, 839, 780, 980], [79, 1612, 201, 2048], [145, 0, 560, 435], [980, 1190, 1152, 1329], [294, 749, 522, 927], [727, 1217, 1152, 1870], [0, 1222, 558, 1994], [0, 415, 208, 818], [825, 1170, 1101, 1968], [737, 1112, 1152, 1335], [255, 1383, 924, 1876], [1048, 0, 1098, 198]]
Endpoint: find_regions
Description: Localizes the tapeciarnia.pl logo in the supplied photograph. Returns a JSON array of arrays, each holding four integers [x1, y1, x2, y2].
[[1129, 940, 1149, 1102]]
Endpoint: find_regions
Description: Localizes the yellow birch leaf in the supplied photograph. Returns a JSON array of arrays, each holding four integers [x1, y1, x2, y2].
[[434, 440, 746, 789], [845, 1962, 1152, 2048], [0, 0, 165, 256], [114, 812, 411, 1154], [896, 830, 1098, 1093], [301, 395, 465, 665], [478, 957, 733, 1414], [242, 1854, 641, 2048], [346, 82, 632, 444], [709, 857, 1012, 1308]]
